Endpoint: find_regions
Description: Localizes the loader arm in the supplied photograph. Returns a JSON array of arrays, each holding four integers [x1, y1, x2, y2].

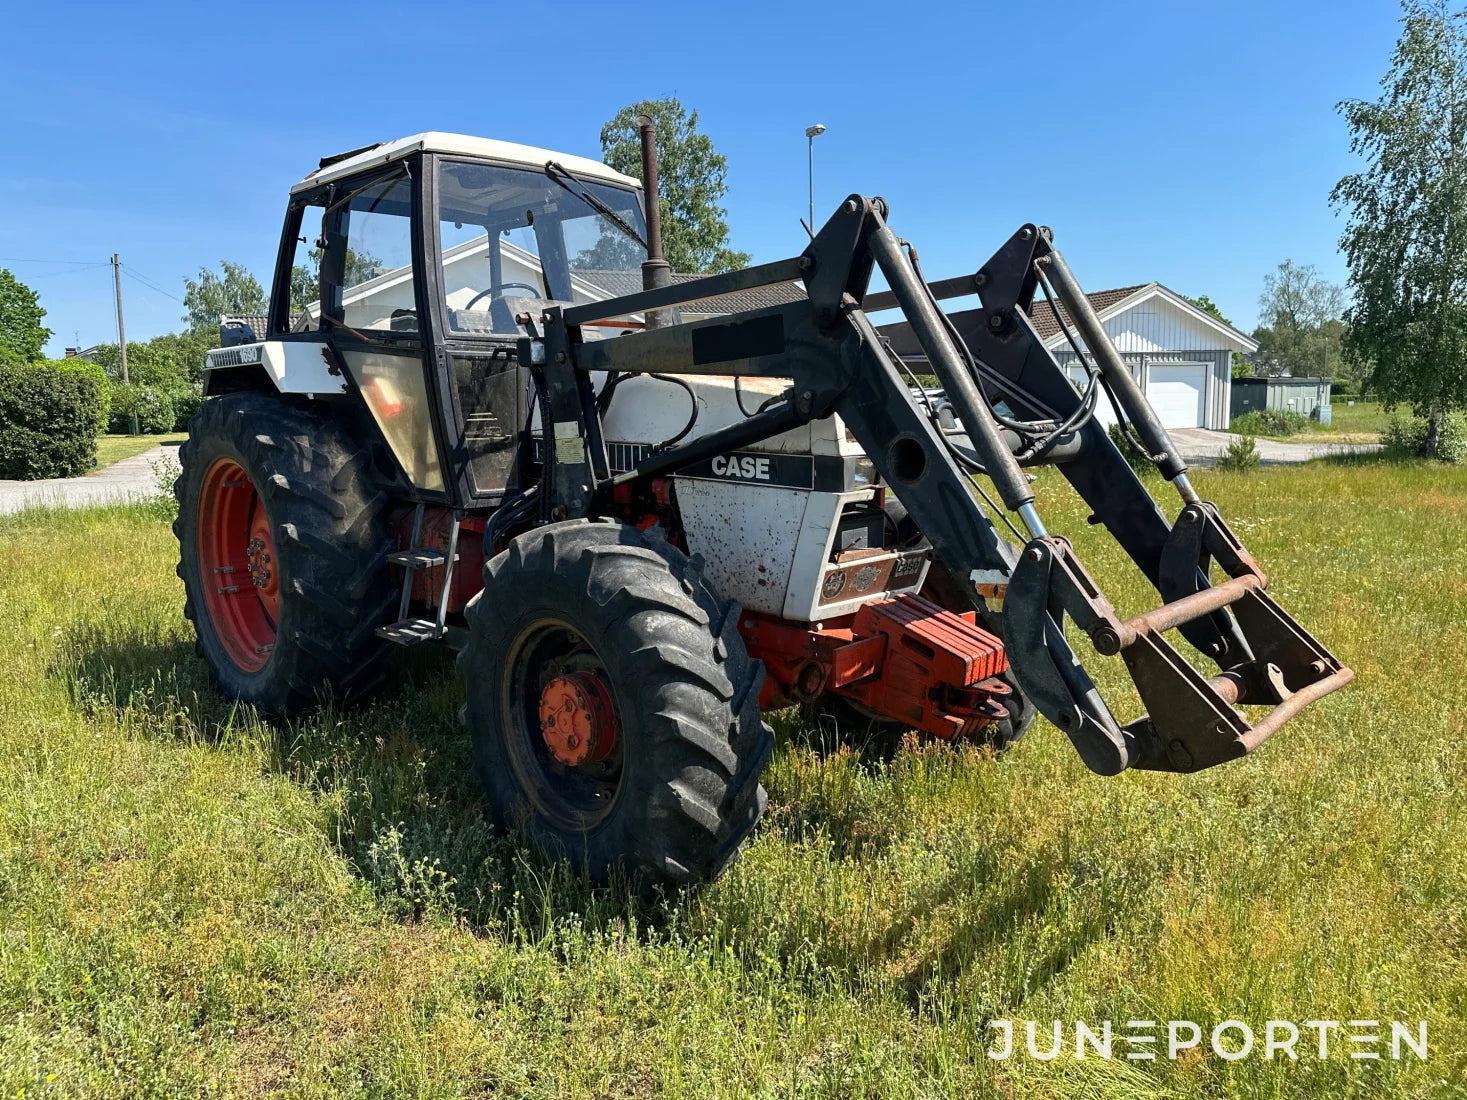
[[530, 196, 1351, 776]]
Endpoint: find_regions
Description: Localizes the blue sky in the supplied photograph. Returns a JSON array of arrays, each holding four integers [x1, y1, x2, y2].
[[1, 0, 1401, 357]]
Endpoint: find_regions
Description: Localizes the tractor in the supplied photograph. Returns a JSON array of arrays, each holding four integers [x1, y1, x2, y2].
[[176, 124, 1352, 887]]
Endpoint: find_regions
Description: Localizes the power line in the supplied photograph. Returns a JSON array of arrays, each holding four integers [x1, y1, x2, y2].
[[8, 265, 111, 284], [0, 256, 110, 266], [121, 265, 184, 302], [120, 265, 185, 304]]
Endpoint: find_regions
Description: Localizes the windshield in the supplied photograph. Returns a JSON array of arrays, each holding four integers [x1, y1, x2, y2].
[[435, 158, 648, 336]]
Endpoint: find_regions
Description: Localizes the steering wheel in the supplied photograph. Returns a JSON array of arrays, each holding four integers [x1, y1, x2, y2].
[[465, 282, 542, 311]]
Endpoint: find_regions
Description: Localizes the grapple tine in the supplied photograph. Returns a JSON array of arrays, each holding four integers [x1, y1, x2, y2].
[[1005, 534, 1351, 775]]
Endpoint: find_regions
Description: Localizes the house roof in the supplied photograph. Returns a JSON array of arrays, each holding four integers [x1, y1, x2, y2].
[[1025, 282, 1259, 353], [293, 132, 641, 194], [1025, 285, 1148, 341], [574, 270, 807, 315]]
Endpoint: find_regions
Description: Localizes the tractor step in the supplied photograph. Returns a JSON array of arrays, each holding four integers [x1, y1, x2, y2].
[[378, 504, 464, 648], [375, 617, 443, 645], [387, 548, 457, 569]]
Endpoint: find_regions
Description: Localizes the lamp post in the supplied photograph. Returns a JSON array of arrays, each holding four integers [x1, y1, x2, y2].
[[805, 124, 826, 231]]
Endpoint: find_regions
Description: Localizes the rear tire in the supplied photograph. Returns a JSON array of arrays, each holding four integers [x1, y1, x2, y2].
[[174, 392, 396, 716], [460, 520, 773, 888]]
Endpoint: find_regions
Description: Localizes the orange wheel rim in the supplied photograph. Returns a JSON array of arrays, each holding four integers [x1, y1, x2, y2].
[[197, 457, 278, 672]]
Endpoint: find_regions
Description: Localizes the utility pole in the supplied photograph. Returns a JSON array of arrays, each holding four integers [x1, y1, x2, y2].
[[111, 254, 129, 383], [111, 253, 137, 433]]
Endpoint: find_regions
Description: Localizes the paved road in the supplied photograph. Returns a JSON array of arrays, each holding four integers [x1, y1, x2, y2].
[[0, 429, 1379, 518], [0, 444, 179, 517], [1169, 428, 1382, 466]]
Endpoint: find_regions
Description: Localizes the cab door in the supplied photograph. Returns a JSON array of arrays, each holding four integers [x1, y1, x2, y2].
[[420, 155, 533, 507], [318, 159, 451, 499]]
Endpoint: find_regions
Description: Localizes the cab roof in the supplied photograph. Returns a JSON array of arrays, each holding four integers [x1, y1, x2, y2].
[[292, 132, 642, 194]]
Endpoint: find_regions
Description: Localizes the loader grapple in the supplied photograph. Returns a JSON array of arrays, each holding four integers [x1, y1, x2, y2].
[[542, 196, 1353, 776]]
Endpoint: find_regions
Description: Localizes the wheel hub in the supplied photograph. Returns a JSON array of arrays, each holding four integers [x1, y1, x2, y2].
[[538, 671, 617, 766], [246, 536, 272, 590], [198, 458, 278, 673]]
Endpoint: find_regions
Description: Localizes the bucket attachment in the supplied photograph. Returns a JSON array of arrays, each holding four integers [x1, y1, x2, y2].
[[1004, 503, 1352, 775], [856, 217, 1352, 776]]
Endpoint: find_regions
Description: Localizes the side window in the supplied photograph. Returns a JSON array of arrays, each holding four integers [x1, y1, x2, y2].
[[325, 172, 417, 334], [284, 201, 325, 332]]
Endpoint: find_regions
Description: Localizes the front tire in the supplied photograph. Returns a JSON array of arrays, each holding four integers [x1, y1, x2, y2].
[[174, 392, 396, 716], [461, 520, 773, 887]]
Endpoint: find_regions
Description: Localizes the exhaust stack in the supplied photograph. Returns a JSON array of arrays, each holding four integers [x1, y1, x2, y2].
[[636, 114, 675, 329]]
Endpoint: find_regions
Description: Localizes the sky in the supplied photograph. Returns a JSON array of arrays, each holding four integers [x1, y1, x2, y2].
[[0, 0, 1404, 358]]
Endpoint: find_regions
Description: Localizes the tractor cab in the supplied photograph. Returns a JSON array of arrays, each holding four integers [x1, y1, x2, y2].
[[248, 133, 649, 507]]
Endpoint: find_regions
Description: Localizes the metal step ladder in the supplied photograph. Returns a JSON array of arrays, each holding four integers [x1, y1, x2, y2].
[[376, 503, 461, 646]]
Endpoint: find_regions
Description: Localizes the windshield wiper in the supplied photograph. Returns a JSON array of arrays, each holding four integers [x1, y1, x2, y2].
[[544, 161, 648, 250]]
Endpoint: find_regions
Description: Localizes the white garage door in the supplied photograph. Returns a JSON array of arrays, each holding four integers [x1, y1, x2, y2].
[[1146, 363, 1207, 429]]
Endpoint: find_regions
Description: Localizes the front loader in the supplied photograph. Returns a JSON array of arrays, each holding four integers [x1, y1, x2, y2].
[[177, 127, 1350, 887]]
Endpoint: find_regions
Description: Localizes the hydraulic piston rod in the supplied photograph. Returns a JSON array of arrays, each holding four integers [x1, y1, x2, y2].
[[867, 225, 1040, 532], [1038, 250, 1194, 495]]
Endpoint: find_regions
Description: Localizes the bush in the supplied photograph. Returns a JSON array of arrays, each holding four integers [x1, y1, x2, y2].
[[1217, 433, 1261, 472], [0, 360, 101, 479], [146, 452, 182, 522], [109, 382, 177, 435], [1382, 414, 1466, 462], [48, 357, 110, 433], [170, 385, 202, 431], [1230, 409, 1312, 437], [1108, 422, 1156, 475]]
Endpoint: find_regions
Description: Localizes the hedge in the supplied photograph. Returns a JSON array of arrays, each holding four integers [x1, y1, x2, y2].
[[49, 356, 111, 434], [109, 382, 177, 435], [1382, 414, 1466, 462], [0, 359, 103, 479], [1230, 409, 1313, 437]]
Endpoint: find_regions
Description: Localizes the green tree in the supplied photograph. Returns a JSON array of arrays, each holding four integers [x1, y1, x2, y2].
[[1333, 0, 1467, 456], [290, 247, 381, 312], [146, 329, 215, 387], [1186, 294, 1231, 324], [0, 268, 52, 363], [91, 329, 210, 432], [1251, 260, 1347, 379], [598, 98, 751, 274], [290, 261, 318, 313], [182, 262, 264, 333], [1186, 294, 1254, 378]]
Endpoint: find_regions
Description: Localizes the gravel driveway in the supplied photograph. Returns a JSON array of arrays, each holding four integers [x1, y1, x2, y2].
[[1168, 428, 1382, 466], [0, 444, 179, 517]]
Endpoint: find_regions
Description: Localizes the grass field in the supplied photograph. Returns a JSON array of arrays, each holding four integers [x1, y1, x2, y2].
[[1, 458, 1465, 1097], [1230, 401, 1394, 444], [1328, 400, 1394, 438], [92, 434, 188, 472]]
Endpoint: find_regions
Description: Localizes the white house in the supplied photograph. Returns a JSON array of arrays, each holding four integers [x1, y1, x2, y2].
[[1029, 283, 1258, 430], [232, 256, 1242, 432]]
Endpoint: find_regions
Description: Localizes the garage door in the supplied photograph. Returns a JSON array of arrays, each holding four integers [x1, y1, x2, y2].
[[1146, 363, 1207, 429]]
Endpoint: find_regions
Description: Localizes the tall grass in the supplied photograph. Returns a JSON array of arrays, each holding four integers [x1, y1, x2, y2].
[[0, 461, 1465, 1097]]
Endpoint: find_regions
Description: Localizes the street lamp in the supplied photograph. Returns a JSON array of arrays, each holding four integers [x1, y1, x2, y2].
[[805, 124, 826, 232]]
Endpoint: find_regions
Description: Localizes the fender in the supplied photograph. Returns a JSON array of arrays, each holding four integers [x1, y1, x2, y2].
[[203, 337, 345, 398]]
